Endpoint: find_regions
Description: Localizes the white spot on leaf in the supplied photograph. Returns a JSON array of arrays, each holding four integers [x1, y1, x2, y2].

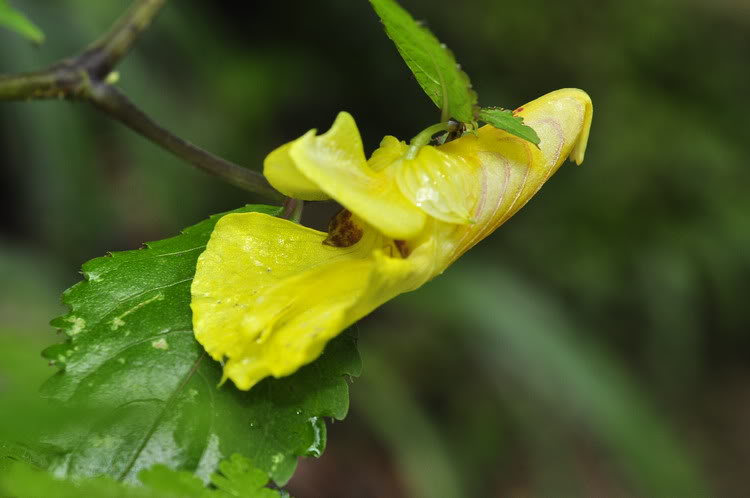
[[152, 338, 169, 350], [270, 453, 284, 473], [66, 316, 86, 336], [86, 271, 102, 282]]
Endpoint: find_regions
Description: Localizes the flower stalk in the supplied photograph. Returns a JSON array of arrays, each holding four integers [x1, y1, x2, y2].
[[406, 122, 452, 159]]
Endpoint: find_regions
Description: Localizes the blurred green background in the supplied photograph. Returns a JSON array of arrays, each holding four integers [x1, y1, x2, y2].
[[1, 0, 749, 496]]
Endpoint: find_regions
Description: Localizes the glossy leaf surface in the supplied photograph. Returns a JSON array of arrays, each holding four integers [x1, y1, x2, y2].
[[41, 205, 360, 485]]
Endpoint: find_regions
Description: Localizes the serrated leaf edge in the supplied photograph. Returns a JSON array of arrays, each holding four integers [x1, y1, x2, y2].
[[478, 106, 541, 146], [44, 206, 282, 367]]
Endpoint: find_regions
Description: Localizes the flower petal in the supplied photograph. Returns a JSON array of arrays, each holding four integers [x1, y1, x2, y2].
[[395, 145, 479, 225], [368, 135, 407, 172], [288, 112, 427, 240], [264, 134, 331, 201], [515, 88, 593, 166], [190, 212, 423, 390], [434, 89, 593, 264]]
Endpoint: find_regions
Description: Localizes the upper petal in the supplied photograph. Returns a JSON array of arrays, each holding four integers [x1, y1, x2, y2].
[[281, 112, 427, 240], [264, 134, 331, 201], [368, 135, 407, 172], [394, 145, 479, 225]]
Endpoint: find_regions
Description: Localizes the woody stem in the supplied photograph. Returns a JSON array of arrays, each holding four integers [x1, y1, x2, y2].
[[0, 0, 283, 201]]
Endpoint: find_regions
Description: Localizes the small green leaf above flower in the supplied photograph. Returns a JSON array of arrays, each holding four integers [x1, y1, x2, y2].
[[478, 107, 541, 146], [0, 0, 44, 43], [369, 0, 478, 123]]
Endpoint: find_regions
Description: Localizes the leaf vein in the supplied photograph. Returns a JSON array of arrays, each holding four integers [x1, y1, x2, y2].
[[116, 352, 207, 481], [72, 277, 194, 332]]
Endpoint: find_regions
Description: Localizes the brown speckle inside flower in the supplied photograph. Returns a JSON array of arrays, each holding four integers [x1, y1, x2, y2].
[[323, 209, 363, 247], [394, 239, 410, 258]]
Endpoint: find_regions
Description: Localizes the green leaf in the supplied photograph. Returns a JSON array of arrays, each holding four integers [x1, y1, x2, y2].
[[369, 0, 477, 123], [140, 454, 286, 497], [478, 107, 541, 146], [210, 454, 286, 497], [0, 441, 63, 473], [0, 0, 44, 43], [39, 205, 361, 486], [0, 455, 288, 497], [137, 466, 211, 498], [0, 460, 159, 498]]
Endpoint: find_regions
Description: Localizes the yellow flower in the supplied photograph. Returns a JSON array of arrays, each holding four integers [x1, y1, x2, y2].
[[190, 89, 593, 390]]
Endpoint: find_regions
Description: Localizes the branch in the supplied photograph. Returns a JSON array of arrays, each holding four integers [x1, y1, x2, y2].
[[90, 83, 282, 199], [79, 0, 168, 79], [0, 0, 283, 201]]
